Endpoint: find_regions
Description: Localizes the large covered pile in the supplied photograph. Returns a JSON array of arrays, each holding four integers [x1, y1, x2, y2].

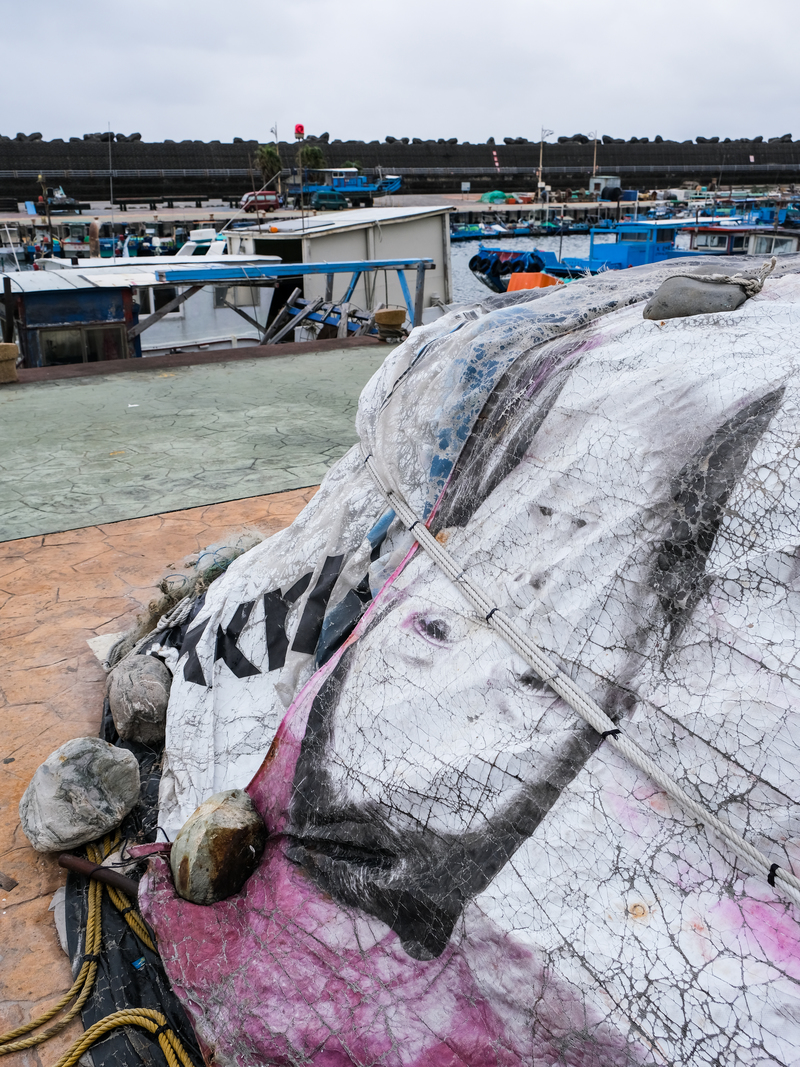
[[20, 257, 800, 1066]]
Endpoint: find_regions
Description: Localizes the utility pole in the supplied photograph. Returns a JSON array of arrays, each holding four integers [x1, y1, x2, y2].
[[589, 130, 598, 176], [108, 123, 116, 259]]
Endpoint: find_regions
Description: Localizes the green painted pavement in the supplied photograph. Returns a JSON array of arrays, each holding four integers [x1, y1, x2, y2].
[[0, 347, 394, 541]]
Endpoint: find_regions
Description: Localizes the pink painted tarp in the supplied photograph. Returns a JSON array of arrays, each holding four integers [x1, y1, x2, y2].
[[140, 260, 800, 1066]]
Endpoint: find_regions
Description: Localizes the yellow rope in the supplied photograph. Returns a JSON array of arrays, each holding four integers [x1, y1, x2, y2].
[[85, 840, 156, 952], [51, 1009, 195, 1067], [0, 834, 195, 1066], [0, 877, 102, 1053], [105, 882, 157, 952]]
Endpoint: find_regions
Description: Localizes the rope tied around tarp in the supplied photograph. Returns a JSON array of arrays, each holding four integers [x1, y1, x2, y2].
[[671, 255, 777, 298], [361, 447, 800, 910]]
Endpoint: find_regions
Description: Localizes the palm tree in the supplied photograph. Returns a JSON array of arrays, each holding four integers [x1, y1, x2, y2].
[[254, 143, 282, 184], [296, 143, 326, 176]]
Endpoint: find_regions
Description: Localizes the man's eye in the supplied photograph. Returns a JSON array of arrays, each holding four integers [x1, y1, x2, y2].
[[412, 615, 450, 645]]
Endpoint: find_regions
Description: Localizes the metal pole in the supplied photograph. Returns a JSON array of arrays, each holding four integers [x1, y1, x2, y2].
[[4, 223, 20, 271], [538, 131, 544, 198], [3, 276, 14, 343], [413, 262, 426, 327], [108, 124, 116, 260]]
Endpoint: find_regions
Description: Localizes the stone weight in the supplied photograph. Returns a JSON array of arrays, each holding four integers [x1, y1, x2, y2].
[[643, 276, 748, 320], [170, 789, 267, 905], [19, 737, 140, 852], [107, 654, 172, 743]]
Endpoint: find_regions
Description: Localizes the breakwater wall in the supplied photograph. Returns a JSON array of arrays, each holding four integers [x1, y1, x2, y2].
[[1, 136, 798, 202]]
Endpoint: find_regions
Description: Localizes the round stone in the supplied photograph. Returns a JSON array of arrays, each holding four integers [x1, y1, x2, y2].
[[19, 737, 141, 852], [107, 654, 172, 743], [170, 789, 267, 905]]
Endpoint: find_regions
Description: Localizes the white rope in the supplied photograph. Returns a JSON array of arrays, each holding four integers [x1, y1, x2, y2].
[[157, 595, 194, 631], [361, 448, 800, 909], [671, 255, 777, 298]]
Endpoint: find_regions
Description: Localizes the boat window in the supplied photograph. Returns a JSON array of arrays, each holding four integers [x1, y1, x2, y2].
[[773, 237, 795, 255], [214, 285, 261, 309], [694, 233, 728, 249], [593, 233, 618, 244], [731, 235, 748, 252], [40, 325, 127, 366], [153, 286, 182, 316], [655, 229, 676, 244], [619, 231, 648, 242]]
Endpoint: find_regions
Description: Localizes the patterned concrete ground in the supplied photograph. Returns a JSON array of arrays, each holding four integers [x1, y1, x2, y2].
[[0, 488, 314, 1066], [0, 345, 391, 542]]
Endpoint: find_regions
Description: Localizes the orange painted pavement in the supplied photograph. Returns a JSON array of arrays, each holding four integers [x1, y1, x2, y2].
[[0, 487, 315, 1066]]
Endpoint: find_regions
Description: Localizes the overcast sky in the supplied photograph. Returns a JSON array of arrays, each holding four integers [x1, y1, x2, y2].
[[6, 0, 798, 145]]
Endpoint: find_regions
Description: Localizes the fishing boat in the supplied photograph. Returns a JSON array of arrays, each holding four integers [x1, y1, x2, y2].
[[469, 219, 800, 292], [451, 221, 512, 242]]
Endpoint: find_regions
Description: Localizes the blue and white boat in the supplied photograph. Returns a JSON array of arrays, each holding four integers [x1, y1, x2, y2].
[[469, 219, 800, 292]]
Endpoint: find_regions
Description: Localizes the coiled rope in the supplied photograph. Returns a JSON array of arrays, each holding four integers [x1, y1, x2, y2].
[[362, 447, 800, 909], [0, 834, 193, 1065]]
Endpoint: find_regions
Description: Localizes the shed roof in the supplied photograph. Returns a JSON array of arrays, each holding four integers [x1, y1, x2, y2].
[[5, 253, 281, 292], [236, 205, 453, 240]]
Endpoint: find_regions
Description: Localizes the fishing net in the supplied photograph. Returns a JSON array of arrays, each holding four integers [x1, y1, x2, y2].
[[134, 256, 800, 1066]]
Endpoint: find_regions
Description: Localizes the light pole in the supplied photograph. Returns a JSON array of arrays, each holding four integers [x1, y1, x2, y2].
[[538, 127, 553, 204], [295, 123, 305, 232], [589, 130, 598, 177]]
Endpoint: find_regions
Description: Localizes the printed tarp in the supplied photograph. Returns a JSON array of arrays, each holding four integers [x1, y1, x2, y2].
[[139, 258, 800, 1066]]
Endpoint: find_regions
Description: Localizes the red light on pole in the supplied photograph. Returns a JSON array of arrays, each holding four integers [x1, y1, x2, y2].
[[294, 124, 305, 141]]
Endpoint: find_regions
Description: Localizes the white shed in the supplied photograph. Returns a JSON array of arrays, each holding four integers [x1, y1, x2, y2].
[[226, 206, 453, 319]]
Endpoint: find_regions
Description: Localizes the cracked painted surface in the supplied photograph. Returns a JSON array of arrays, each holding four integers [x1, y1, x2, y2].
[[0, 346, 389, 542], [140, 257, 800, 1065]]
